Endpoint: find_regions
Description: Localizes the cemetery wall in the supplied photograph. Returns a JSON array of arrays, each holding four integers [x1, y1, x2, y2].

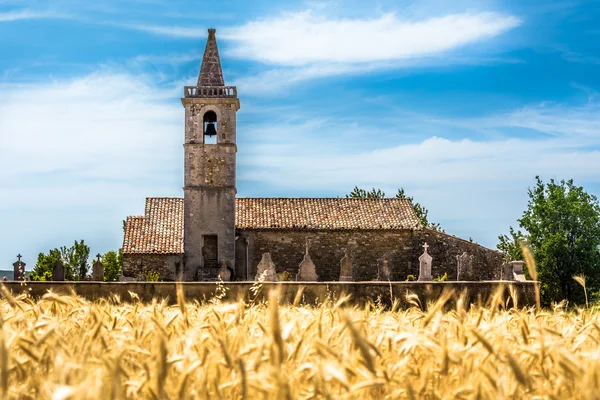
[[0, 281, 539, 308]]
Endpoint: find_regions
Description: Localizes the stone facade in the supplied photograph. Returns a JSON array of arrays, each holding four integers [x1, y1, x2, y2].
[[123, 254, 183, 281], [240, 229, 414, 281]]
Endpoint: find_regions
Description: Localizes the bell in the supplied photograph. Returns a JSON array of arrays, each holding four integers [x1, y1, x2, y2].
[[204, 122, 217, 137]]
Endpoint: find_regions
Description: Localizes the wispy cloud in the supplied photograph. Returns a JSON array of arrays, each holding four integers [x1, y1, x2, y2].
[[220, 10, 522, 93], [223, 11, 521, 65], [0, 9, 66, 22]]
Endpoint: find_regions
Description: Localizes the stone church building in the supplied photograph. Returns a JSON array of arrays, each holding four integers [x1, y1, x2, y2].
[[122, 29, 503, 282]]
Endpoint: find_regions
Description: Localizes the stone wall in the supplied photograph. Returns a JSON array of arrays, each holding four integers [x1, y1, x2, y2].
[[240, 230, 414, 281], [1, 281, 539, 308], [122, 254, 183, 281], [412, 228, 504, 281]]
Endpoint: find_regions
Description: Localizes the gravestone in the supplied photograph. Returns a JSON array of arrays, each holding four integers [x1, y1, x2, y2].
[[456, 252, 473, 281], [255, 253, 278, 281], [92, 254, 104, 281], [13, 254, 25, 281], [217, 265, 232, 281], [296, 242, 318, 281], [510, 261, 526, 281], [339, 250, 353, 282], [377, 254, 392, 281], [53, 259, 65, 281], [418, 243, 432, 281], [500, 263, 514, 281]]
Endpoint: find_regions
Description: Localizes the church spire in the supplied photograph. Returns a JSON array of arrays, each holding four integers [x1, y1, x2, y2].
[[197, 28, 224, 87]]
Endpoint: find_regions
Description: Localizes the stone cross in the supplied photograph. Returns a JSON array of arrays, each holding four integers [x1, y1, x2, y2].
[[92, 257, 104, 281], [53, 259, 65, 281], [13, 254, 25, 281], [339, 250, 353, 282], [255, 253, 278, 281], [456, 252, 473, 281], [96, 253, 101, 262], [377, 254, 392, 281], [418, 243, 432, 281], [296, 242, 318, 281]]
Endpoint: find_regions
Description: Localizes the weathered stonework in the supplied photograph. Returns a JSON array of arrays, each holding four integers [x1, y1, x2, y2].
[[182, 29, 240, 282], [123, 254, 183, 281], [241, 230, 414, 281], [412, 229, 503, 281]]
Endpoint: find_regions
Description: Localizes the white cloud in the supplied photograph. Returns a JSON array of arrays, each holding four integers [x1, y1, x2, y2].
[[0, 9, 65, 22], [223, 11, 521, 65]]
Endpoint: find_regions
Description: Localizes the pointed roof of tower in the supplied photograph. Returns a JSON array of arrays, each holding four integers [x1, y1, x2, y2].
[[197, 28, 224, 87]]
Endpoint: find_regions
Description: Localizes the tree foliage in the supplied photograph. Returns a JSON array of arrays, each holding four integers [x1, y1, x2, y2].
[[102, 249, 123, 282], [346, 186, 442, 230], [498, 177, 600, 305], [28, 240, 91, 281]]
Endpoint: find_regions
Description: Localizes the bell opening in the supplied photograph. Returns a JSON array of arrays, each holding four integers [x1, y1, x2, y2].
[[203, 111, 218, 144]]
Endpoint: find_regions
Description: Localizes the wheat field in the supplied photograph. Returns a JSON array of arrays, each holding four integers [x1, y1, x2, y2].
[[0, 285, 599, 400]]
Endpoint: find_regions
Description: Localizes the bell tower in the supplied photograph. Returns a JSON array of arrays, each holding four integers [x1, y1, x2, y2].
[[182, 29, 240, 280]]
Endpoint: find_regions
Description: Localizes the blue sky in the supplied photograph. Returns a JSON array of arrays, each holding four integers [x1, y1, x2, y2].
[[1, 0, 600, 269]]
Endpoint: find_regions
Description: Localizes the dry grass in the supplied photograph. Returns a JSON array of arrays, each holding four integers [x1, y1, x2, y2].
[[1, 287, 600, 399]]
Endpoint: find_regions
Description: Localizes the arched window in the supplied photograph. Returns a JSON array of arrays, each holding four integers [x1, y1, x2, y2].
[[203, 111, 217, 144]]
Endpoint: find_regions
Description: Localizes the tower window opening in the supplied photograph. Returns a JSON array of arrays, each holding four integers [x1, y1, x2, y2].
[[203, 111, 218, 144]]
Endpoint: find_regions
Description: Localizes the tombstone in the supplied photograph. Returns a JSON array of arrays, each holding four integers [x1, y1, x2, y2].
[[418, 243, 432, 281], [52, 259, 65, 281], [13, 254, 25, 281], [92, 254, 104, 281], [296, 242, 318, 281], [255, 253, 278, 281], [339, 250, 353, 282], [217, 265, 232, 281], [500, 263, 515, 281], [456, 252, 473, 281], [510, 261, 526, 281], [377, 254, 392, 281], [119, 276, 135, 282]]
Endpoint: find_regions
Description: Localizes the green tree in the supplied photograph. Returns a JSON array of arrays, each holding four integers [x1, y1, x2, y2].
[[497, 177, 600, 305], [28, 249, 61, 281], [61, 240, 90, 280], [102, 249, 123, 282], [27, 240, 91, 281], [346, 186, 442, 230]]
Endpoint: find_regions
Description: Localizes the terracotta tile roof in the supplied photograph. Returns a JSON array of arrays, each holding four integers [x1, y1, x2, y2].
[[236, 198, 420, 230], [123, 198, 184, 254], [123, 197, 420, 254]]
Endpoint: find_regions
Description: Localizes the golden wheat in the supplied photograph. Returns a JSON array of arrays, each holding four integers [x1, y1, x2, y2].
[[0, 288, 599, 399]]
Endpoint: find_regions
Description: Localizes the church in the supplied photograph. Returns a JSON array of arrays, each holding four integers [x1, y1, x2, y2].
[[122, 29, 503, 282]]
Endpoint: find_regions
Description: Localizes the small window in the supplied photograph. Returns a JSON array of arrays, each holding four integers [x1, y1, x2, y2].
[[203, 111, 217, 144]]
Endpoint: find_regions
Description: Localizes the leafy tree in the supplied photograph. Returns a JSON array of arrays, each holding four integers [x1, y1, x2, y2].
[[497, 177, 600, 305], [102, 249, 123, 282], [28, 240, 91, 281], [61, 240, 90, 280], [28, 249, 61, 281], [346, 186, 442, 230]]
